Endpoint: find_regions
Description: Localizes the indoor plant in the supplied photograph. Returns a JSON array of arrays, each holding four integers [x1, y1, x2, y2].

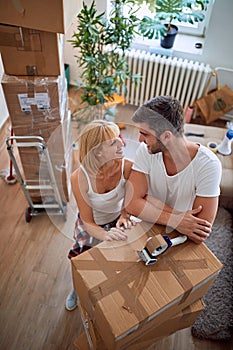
[[138, 0, 210, 49], [69, 0, 140, 123]]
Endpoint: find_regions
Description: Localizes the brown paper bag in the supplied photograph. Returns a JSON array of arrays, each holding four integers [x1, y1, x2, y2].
[[195, 71, 233, 124]]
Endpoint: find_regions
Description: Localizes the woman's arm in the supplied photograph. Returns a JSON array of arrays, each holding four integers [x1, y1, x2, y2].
[[116, 159, 137, 229]]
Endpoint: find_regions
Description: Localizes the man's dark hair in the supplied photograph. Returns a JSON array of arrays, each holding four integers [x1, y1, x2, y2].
[[132, 96, 184, 137]]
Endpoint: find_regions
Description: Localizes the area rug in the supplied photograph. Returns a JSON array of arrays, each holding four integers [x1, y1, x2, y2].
[[191, 206, 233, 341]]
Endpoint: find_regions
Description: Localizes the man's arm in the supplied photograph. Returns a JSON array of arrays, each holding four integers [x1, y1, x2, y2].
[[125, 169, 212, 243], [168, 196, 218, 243]]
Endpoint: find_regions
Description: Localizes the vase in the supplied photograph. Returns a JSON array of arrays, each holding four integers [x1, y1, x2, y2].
[[160, 24, 178, 49]]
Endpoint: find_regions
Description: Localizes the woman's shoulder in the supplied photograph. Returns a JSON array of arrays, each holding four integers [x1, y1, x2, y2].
[[71, 166, 88, 188], [71, 167, 81, 181]]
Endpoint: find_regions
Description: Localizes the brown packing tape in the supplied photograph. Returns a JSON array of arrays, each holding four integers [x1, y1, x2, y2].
[[146, 234, 166, 255], [82, 239, 206, 322], [0, 26, 42, 51], [89, 248, 150, 321]]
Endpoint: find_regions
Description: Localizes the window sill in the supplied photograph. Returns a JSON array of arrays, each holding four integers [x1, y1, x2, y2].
[[131, 33, 204, 58]]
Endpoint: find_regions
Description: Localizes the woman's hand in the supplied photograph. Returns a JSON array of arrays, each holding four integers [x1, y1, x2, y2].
[[104, 227, 128, 241]]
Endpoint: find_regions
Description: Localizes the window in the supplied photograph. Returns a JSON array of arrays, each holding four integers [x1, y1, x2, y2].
[[107, 0, 214, 37]]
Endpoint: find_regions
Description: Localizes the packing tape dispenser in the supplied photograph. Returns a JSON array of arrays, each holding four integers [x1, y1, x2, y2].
[[137, 234, 187, 266]]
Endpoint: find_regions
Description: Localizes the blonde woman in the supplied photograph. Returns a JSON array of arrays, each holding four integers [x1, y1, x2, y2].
[[66, 120, 134, 311]]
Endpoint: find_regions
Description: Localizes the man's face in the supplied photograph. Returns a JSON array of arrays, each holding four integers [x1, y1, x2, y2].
[[138, 123, 165, 154]]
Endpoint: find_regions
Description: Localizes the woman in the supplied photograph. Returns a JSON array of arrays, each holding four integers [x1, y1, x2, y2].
[[66, 119, 134, 311]]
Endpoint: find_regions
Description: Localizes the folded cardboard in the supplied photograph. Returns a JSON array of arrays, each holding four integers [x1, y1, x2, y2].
[[72, 223, 222, 350], [74, 299, 204, 350], [0, 24, 64, 76], [0, 0, 81, 33]]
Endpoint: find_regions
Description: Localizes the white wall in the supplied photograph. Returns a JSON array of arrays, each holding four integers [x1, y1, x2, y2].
[[202, 0, 233, 69], [0, 55, 9, 128]]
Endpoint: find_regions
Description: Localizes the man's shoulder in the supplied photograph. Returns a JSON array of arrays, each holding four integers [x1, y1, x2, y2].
[[198, 144, 221, 162], [195, 145, 222, 175]]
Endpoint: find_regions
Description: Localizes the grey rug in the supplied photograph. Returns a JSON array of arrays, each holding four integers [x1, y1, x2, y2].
[[191, 206, 233, 341]]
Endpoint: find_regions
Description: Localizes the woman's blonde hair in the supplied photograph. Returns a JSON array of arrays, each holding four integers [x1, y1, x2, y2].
[[78, 119, 120, 173]]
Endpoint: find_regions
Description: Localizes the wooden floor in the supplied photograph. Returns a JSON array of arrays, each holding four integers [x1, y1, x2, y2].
[[0, 110, 232, 350]]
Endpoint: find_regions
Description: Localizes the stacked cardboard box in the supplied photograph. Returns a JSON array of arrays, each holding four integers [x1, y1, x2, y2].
[[72, 223, 222, 350], [0, 1, 79, 203], [0, 24, 64, 76], [75, 299, 205, 350], [0, 0, 80, 34]]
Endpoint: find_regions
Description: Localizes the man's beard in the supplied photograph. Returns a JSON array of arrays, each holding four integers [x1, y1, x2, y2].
[[148, 138, 165, 154]]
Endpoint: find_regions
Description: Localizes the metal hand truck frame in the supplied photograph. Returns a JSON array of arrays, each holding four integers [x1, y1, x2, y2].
[[6, 135, 67, 223]]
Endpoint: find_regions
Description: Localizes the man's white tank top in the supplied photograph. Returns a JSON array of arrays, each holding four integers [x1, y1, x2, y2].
[[80, 160, 126, 225]]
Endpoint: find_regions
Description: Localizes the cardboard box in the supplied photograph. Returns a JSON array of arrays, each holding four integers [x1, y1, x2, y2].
[[1, 74, 72, 202], [0, 0, 81, 33], [72, 223, 222, 350], [1, 74, 68, 135], [73, 332, 90, 350], [16, 122, 72, 203], [0, 24, 64, 76], [125, 299, 205, 350], [75, 299, 204, 350]]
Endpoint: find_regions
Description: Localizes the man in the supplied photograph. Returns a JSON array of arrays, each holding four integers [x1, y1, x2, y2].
[[125, 96, 222, 243]]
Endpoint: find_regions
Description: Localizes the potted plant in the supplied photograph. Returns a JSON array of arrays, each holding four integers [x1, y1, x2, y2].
[[138, 0, 210, 49], [68, 0, 140, 123]]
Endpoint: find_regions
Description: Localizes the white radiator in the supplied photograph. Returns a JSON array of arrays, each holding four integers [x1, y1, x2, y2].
[[122, 49, 212, 109]]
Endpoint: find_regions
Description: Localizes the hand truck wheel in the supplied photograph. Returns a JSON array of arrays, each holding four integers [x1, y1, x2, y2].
[[25, 207, 32, 223]]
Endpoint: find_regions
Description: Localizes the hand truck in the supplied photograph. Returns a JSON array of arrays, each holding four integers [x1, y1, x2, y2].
[[6, 135, 67, 223]]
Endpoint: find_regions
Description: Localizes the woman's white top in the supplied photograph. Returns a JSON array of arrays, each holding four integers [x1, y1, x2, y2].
[[80, 160, 126, 225]]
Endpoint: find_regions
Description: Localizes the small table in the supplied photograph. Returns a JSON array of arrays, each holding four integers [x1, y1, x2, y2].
[[184, 123, 233, 209]]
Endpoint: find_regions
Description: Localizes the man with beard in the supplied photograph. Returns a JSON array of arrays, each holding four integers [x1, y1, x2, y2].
[[125, 96, 222, 244]]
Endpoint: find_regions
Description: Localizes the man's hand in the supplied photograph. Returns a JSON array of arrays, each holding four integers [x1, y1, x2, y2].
[[117, 212, 137, 229], [172, 206, 212, 244]]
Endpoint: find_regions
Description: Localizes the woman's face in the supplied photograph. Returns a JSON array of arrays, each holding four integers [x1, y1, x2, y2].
[[97, 136, 124, 163]]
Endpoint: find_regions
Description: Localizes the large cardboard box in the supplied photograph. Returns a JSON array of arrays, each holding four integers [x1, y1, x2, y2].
[[72, 224, 222, 350], [1, 74, 72, 202], [75, 299, 204, 350], [1, 74, 68, 136], [16, 122, 72, 203], [0, 0, 81, 33], [0, 24, 64, 76]]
